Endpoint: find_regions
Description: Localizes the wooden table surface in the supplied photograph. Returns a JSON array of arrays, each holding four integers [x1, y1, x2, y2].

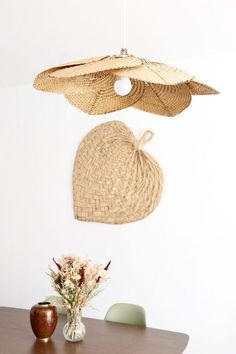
[[0, 307, 189, 354]]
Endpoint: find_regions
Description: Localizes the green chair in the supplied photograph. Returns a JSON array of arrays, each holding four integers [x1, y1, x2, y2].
[[44, 296, 67, 315], [104, 303, 146, 326]]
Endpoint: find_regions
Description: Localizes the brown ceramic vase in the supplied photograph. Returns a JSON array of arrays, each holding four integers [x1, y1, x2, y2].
[[30, 302, 57, 342]]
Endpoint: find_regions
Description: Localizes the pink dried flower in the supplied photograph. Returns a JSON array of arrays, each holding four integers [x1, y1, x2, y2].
[[48, 255, 111, 309], [53, 257, 62, 270], [104, 260, 111, 271]]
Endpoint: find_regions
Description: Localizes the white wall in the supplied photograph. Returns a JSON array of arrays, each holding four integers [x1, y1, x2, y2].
[[1, 0, 235, 87], [0, 54, 236, 354]]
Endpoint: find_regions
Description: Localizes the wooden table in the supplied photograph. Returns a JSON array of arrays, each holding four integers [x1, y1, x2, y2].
[[0, 307, 189, 354]]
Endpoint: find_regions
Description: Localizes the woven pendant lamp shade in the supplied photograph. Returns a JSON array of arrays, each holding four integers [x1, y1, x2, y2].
[[73, 121, 163, 224], [34, 49, 219, 117]]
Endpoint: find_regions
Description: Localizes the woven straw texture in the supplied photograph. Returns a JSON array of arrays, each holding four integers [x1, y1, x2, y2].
[[51, 55, 142, 77], [34, 51, 219, 116], [73, 121, 163, 224], [65, 79, 145, 115]]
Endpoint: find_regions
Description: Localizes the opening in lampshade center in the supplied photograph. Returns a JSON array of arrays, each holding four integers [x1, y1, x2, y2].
[[114, 76, 132, 96]]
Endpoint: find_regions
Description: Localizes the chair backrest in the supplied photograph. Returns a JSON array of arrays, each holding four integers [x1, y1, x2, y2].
[[44, 296, 67, 315], [104, 303, 146, 326]]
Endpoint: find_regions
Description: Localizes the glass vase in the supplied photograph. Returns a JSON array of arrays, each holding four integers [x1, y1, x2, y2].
[[63, 307, 86, 342]]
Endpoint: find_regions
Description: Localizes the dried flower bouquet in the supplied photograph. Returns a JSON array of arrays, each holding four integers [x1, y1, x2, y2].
[[48, 255, 111, 341]]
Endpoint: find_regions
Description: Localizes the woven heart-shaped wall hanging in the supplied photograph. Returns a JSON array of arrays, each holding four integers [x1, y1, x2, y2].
[[73, 121, 164, 224]]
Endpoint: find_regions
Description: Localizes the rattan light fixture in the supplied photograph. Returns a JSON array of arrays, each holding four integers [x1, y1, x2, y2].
[[33, 0, 218, 116], [34, 48, 218, 116]]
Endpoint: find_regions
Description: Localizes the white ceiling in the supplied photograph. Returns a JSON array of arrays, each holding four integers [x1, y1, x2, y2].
[[0, 0, 235, 88]]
